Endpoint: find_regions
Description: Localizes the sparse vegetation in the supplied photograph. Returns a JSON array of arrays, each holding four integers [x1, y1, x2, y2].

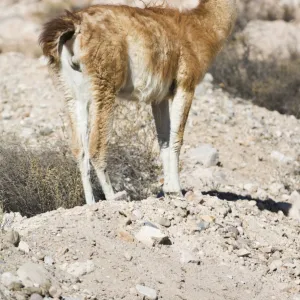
[[211, 40, 300, 118], [0, 102, 160, 217]]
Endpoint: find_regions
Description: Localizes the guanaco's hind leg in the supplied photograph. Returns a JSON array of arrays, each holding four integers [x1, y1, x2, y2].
[[165, 86, 194, 197], [61, 44, 95, 205], [151, 99, 171, 194], [89, 86, 115, 201]]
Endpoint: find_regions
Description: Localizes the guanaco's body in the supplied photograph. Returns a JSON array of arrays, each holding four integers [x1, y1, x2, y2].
[[39, 0, 237, 204]]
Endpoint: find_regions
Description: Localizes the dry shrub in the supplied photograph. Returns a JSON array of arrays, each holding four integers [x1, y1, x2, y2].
[[211, 41, 300, 118], [0, 139, 84, 217], [0, 102, 160, 217]]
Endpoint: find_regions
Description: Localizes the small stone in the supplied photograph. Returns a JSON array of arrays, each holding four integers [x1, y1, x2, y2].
[[44, 256, 54, 266], [200, 215, 215, 223], [1, 272, 23, 290], [7, 230, 20, 247], [65, 260, 95, 277], [271, 151, 293, 164], [236, 249, 251, 257], [143, 221, 158, 229], [118, 229, 135, 243], [187, 144, 219, 167], [180, 250, 200, 264], [18, 241, 30, 253], [260, 246, 273, 254], [135, 226, 171, 247], [225, 227, 239, 239], [269, 260, 283, 272], [289, 191, 300, 221], [39, 127, 53, 136], [173, 199, 188, 209], [195, 221, 210, 232], [29, 294, 43, 300], [49, 285, 62, 298], [136, 284, 157, 300], [124, 252, 132, 261], [111, 190, 128, 201], [132, 209, 143, 220], [17, 263, 50, 289], [243, 183, 258, 194], [156, 217, 171, 227]]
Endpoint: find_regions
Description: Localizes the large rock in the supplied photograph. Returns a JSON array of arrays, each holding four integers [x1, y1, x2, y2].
[[186, 144, 219, 167], [289, 191, 300, 221], [17, 263, 51, 288]]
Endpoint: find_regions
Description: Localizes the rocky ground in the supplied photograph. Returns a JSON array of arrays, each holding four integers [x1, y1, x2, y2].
[[0, 51, 300, 300], [1, 1, 300, 299]]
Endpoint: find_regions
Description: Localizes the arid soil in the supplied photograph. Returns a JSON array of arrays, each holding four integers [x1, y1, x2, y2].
[[1, 51, 300, 300]]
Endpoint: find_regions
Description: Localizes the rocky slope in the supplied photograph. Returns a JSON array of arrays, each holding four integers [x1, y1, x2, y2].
[[0, 52, 300, 300]]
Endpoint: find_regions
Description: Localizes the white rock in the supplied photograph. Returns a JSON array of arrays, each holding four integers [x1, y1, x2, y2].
[[180, 250, 200, 264], [65, 260, 95, 277], [289, 191, 300, 221], [135, 226, 170, 247], [29, 294, 43, 300], [187, 144, 219, 167], [269, 259, 283, 272], [17, 263, 50, 288], [244, 183, 258, 194], [136, 284, 158, 300], [1, 272, 21, 288], [44, 256, 54, 265], [271, 151, 294, 164], [236, 249, 251, 257], [18, 241, 30, 253]]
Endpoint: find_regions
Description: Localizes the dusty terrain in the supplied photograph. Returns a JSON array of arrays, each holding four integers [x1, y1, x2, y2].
[[1, 0, 300, 299], [0, 52, 300, 300]]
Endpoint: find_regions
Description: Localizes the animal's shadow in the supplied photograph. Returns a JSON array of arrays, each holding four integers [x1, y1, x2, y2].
[[202, 190, 292, 216]]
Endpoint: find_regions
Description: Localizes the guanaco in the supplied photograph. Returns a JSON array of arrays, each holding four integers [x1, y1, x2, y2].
[[39, 0, 237, 204]]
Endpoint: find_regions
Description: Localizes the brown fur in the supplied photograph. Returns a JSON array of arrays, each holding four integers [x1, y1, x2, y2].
[[39, 0, 237, 202]]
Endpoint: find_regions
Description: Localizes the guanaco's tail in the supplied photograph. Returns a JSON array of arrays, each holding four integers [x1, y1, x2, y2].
[[39, 11, 81, 70]]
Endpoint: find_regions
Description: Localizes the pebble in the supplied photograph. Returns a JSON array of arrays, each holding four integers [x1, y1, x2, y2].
[[29, 294, 43, 300], [118, 229, 135, 243], [236, 249, 251, 257], [18, 241, 30, 253], [132, 209, 144, 220], [180, 250, 200, 264], [143, 221, 158, 228], [44, 256, 54, 265], [156, 217, 171, 227], [17, 263, 50, 288], [7, 230, 20, 247], [260, 246, 273, 254], [172, 199, 188, 209], [64, 260, 95, 277], [124, 252, 133, 261], [195, 221, 210, 232], [135, 226, 171, 247], [136, 284, 158, 300], [49, 285, 62, 298], [1, 272, 22, 290], [200, 215, 215, 223], [187, 144, 219, 167], [269, 260, 283, 272]]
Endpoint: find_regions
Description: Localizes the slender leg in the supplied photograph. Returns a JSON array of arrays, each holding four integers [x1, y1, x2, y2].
[[152, 99, 171, 191], [67, 98, 95, 205], [166, 86, 194, 196], [89, 87, 115, 201], [60, 41, 95, 205]]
